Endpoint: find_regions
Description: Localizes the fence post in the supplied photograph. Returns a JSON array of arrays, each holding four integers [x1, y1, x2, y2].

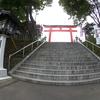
[[37, 40, 38, 47], [23, 48, 25, 58], [92, 44, 94, 52], [31, 43, 33, 50], [86, 41, 88, 47], [8, 55, 11, 72]]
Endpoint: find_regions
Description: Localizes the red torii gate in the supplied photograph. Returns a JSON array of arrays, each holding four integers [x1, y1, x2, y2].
[[43, 25, 77, 42]]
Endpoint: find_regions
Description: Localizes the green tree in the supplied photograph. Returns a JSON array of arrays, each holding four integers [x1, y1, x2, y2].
[[59, 0, 100, 25], [0, 0, 52, 41], [82, 22, 95, 39]]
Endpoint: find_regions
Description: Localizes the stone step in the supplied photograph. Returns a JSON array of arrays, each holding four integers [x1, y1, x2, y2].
[[24, 60, 98, 65], [33, 50, 91, 53], [29, 56, 97, 60], [14, 70, 100, 81], [35, 51, 89, 55], [34, 46, 87, 50], [30, 55, 94, 59], [12, 74, 100, 85], [27, 58, 97, 62], [19, 67, 100, 75], [41, 50, 86, 52], [10, 42, 100, 85], [35, 48, 90, 50], [21, 63, 100, 70]]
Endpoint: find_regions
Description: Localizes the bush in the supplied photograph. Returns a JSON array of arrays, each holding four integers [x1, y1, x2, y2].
[[83, 37, 100, 57]]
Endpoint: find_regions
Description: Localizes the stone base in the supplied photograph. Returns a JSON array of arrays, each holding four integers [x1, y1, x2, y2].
[[0, 76, 12, 82], [0, 68, 12, 82], [0, 68, 7, 77]]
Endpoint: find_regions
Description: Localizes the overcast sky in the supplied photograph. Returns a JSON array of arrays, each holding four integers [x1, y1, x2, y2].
[[33, 0, 94, 25], [34, 0, 74, 25]]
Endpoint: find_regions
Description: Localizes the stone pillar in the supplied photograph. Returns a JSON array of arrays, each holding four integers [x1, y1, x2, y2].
[[0, 34, 12, 82]]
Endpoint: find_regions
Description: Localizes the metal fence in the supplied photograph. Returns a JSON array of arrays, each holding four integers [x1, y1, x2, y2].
[[83, 40, 100, 57], [8, 37, 46, 71]]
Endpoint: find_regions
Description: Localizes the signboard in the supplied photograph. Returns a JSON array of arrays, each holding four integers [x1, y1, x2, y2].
[[93, 25, 100, 44]]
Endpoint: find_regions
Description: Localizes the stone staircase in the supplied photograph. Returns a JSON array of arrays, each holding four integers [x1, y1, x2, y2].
[[10, 42, 100, 85]]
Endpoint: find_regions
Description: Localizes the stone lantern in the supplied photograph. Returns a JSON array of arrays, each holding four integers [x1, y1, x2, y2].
[[0, 9, 23, 82]]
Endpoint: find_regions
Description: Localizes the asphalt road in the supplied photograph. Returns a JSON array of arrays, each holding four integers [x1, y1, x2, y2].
[[0, 79, 100, 100]]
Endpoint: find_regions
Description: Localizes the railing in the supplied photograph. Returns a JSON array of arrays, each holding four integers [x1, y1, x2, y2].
[[82, 40, 100, 58], [8, 37, 46, 71]]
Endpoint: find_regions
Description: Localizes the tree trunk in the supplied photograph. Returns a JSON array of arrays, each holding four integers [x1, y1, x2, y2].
[[23, 7, 37, 41], [29, 6, 38, 41]]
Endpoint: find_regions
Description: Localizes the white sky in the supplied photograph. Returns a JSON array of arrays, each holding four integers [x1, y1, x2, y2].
[[33, 0, 94, 25], [34, 0, 74, 25]]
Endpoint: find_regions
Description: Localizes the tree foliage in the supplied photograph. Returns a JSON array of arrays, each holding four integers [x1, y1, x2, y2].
[[0, 0, 53, 41], [1, 0, 53, 22], [82, 22, 95, 35], [59, 0, 100, 25]]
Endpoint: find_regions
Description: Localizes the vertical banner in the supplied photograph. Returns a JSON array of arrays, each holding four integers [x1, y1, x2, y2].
[[93, 25, 100, 44], [80, 25, 83, 37], [0, 40, 1, 48]]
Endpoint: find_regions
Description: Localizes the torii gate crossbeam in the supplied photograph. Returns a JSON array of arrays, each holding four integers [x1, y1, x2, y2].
[[44, 25, 77, 42]]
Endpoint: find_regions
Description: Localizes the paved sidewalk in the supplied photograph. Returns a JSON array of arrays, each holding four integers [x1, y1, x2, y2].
[[0, 78, 100, 100]]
